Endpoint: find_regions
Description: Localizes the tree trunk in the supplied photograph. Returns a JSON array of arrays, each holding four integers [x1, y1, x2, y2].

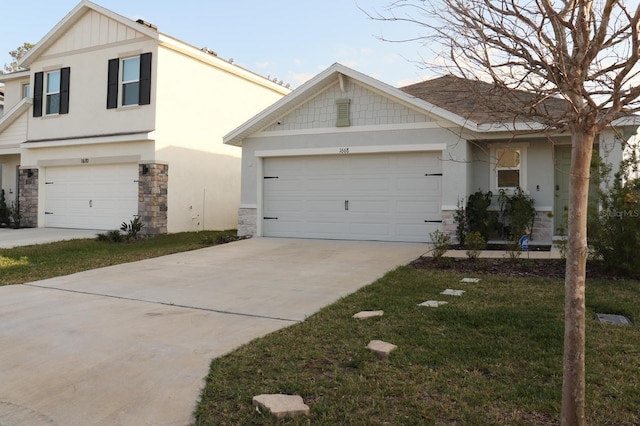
[[561, 129, 595, 426]]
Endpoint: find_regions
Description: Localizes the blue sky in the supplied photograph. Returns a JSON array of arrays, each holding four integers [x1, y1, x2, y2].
[[1, 0, 437, 88]]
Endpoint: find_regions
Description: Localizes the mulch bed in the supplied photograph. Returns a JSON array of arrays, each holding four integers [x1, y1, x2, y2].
[[410, 256, 638, 281]]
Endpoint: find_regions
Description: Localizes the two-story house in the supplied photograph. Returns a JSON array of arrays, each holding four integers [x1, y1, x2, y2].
[[0, 0, 289, 233]]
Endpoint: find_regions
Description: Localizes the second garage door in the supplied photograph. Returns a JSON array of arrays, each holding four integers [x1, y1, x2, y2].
[[262, 152, 442, 242], [44, 164, 139, 230]]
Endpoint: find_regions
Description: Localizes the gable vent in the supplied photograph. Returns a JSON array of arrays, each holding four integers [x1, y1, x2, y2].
[[336, 98, 351, 127]]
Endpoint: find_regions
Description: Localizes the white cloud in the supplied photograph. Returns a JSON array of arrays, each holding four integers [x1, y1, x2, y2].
[[256, 61, 270, 69]]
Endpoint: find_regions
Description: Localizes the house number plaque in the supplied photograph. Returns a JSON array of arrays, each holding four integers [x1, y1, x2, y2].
[[339, 148, 350, 154], [81, 158, 90, 164]]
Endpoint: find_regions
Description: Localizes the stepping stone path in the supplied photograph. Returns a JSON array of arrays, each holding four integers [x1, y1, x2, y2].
[[353, 310, 384, 319], [440, 289, 465, 296], [460, 277, 481, 283], [418, 300, 449, 307], [367, 340, 397, 358], [252, 394, 310, 419]]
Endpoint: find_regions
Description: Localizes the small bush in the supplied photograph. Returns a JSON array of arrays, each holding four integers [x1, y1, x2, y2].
[[120, 216, 144, 241], [466, 189, 495, 240], [9, 200, 21, 228], [429, 229, 451, 258], [0, 190, 10, 226], [505, 237, 523, 262], [498, 188, 536, 240], [453, 199, 467, 245], [588, 148, 640, 275], [465, 231, 486, 259], [96, 230, 124, 243]]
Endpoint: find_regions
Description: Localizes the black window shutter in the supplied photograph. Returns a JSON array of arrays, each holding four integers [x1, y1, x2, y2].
[[139, 52, 152, 105], [59, 67, 71, 114], [33, 72, 44, 117], [107, 58, 119, 109]]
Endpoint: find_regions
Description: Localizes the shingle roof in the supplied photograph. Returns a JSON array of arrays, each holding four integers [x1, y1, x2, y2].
[[400, 75, 569, 126]]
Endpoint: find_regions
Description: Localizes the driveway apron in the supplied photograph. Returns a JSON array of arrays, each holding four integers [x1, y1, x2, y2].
[[0, 237, 427, 426]]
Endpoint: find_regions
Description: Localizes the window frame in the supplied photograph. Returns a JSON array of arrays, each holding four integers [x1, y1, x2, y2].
[[33, 67, 70, 117], [45, 70, 61, 115], [121, 56, 141, 106], [490, 143, 529, 192]]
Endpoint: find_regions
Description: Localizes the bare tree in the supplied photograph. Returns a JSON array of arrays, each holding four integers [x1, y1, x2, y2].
[[2, 42, 34, 74], [366, 1, 640, 424]]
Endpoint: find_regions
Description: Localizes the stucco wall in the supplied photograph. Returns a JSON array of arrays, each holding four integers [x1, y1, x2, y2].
[[28, 39, 158, 140], [154, 46, 287, 232]]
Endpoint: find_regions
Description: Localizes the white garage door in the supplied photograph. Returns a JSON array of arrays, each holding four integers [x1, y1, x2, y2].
[[44, 164, 139, 230], [263, 152, 442, 242]]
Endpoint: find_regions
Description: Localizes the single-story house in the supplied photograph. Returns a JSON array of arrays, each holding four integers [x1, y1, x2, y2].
[[224, 63, 639, 243], [0, 0, 289, 233]]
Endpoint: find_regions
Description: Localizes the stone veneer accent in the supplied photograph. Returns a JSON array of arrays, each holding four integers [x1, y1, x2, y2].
[[238, 207, 257, 237], [531, 210, 553, 242], [138, 163, 168, 235], [441, 210, 456, 242], [18, 168, 38, 227]]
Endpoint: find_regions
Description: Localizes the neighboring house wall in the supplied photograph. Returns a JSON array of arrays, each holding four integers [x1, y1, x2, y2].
[[154, 45, 286, 232], [27, 14, 157, 141], [0, 3, 289, 232]]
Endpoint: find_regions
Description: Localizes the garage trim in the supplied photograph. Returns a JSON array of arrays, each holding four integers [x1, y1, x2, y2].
[[255, 144, 445, 238], [255, 143, 447, 159]]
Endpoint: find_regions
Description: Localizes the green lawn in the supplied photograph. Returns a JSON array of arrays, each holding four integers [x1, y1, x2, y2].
[[0, 230, 237, 286], [193, 267, 640, 425]]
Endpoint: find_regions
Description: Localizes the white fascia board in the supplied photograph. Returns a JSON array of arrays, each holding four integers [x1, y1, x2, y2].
[[253, 122, 444, 139], [0, 97, 32, 133], [0, 70, 31, 83], [255, 143, 447, 158], [22, 130, 156, 149]]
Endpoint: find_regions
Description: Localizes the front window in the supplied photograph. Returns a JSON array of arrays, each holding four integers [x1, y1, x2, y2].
[[490, 143, 528, 191], [496, 148, 521, 188], [46, 70, 61, 114], [121, 57, 140, 106]]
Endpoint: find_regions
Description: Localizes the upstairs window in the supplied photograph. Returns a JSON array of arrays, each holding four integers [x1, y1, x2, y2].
[[121, 57, 140, 106], [23, 83, 30, 98], [33, 67, 70, 117], [107, 52, 152, 109], [46, 70, 61, 114]]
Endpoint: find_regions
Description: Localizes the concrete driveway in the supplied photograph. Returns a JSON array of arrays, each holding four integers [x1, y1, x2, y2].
[[0, 228, 101, 249], [0, 237, 427, 425]]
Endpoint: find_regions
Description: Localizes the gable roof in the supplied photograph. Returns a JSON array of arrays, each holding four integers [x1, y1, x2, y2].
[[225, 64, 640, 147], [19, 0, 159, 68], [18, 1, 289, 95], [224, 63, 473, 146]]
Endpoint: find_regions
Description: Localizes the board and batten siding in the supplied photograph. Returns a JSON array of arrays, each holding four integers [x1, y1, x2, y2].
[[264, 80, 431, 132]]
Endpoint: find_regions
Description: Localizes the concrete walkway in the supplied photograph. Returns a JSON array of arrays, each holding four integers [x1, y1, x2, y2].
[[0, 238, 427, 426]]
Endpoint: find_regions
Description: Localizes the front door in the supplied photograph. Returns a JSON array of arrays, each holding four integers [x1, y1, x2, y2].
[[554, 146, 571, 234], [554, 145, 600, 235]]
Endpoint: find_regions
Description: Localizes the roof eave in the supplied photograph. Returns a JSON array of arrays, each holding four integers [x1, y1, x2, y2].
[[0, 97, 32, 133]]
